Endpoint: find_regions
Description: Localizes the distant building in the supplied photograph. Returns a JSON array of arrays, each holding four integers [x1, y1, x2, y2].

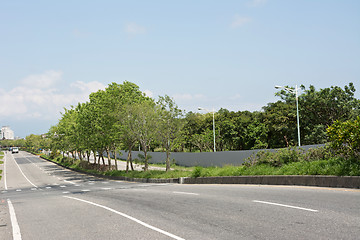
[[1, 126, 15, 140]]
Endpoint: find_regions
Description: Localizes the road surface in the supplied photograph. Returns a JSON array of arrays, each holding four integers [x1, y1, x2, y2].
[[1, 151, 360, 239]]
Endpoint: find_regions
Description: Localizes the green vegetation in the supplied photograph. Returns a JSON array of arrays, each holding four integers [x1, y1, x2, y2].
[[327, 116, 360, 159], [3, 81, 360, 177], [191, 149, 360, 177], [40, 144, 360, 179], [0, 151, 3, 180]]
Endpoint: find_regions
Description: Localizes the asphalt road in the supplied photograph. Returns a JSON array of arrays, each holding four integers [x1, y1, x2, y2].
[[1, 151, 360, 240]]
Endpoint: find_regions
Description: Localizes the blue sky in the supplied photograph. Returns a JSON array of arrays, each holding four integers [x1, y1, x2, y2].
[[1, 0, 359, 138]]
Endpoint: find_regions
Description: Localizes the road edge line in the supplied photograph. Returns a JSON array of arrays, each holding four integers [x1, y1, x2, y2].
[[7, 199, 22, 240]]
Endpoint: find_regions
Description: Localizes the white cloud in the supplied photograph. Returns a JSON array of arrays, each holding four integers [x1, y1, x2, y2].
[[143, 89, 153, 98], [231, 15, 252, 28], [172, 93, 206, 101], [0, 71, 106, 120], [20, 70, 62, 89], [71, 81, 106, 93], [125, 22, 146, 35], [247, 0, 268, 7]]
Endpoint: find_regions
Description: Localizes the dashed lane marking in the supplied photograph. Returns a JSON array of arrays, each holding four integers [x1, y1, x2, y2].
[[253, 200, 319, 212], [63, 196, 185, 240], [173, 191, 199, 196]]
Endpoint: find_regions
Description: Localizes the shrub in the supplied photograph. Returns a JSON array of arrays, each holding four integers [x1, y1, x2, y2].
[[327, 116, 360, 158], [192, 166, 203, 178], [245, 147, 304, 167]]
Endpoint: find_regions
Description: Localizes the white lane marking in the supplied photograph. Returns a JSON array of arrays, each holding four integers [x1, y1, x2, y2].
[[16, 189, 22, 192], [45, 187, 52, 189], [62, 191, 70, 194], [64, 196, 185, 240], [101, 188, 112, 190], [31, 188, 37, 191], [64, 180, 76, 185], [10, 155, 38, 188], [60, 185, 66, 188], [253, 200, 319, 212], [7, 199, 22, 240], [173, 191, 199, 196], [81, 189, 90, 192]]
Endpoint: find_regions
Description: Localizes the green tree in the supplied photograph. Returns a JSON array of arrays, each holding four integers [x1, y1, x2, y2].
[[25, 134, 43, 152], [274, 83, 360, 146], [157, 95, 184, 171], [327, 117, 360, 158], [263, 101, 296, 148], [113, 81, 149, 172], [128, 100, 158, 171]]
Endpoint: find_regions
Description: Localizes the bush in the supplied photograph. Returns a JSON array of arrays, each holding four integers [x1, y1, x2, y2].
[[192, 166, 203, 178], [246, 147, 304, 167], [327, 117, 360, 158]]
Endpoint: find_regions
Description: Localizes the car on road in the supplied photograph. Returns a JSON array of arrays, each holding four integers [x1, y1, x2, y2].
[[11, 147, 19, 153]]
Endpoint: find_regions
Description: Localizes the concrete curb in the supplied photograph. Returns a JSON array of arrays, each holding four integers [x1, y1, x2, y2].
[[180, 175, 360, 189], [38, 155, 359, 189]]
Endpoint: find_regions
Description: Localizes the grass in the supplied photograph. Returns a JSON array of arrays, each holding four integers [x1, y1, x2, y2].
[[190, 157, 360, 177], [39, 146, 360, 179], [0, 151, 3, 180]]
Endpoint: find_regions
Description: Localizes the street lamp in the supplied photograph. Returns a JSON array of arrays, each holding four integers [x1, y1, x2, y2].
[[275, 85, 301, 147], [198, 107, 216, 152]]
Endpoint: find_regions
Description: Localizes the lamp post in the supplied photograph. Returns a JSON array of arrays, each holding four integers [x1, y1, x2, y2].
[[198, 107, 216, 152], [275, 85, 301, 147]]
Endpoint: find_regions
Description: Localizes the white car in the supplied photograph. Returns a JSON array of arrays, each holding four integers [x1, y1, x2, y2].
[[11, 147, 19, 153]]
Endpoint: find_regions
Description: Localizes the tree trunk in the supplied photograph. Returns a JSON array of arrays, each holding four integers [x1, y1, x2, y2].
[[126, 150, 131, 173], [130, 152, 134, 171], [143, 144, 148, 172], [166, 149, 170, 171], [106, 147, 111, 168], [86, 151, 90, 162], [113, 149, 118, 170], [101, 153, 105, 166]]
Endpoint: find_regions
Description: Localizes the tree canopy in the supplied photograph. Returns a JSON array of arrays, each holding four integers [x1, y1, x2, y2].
[[11, 81, 358, 172]]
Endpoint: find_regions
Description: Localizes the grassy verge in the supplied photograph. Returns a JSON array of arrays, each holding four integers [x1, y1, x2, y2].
[[40, 147, 360, 179], [0, 151, 3, 180], [191, 158, 360, 177], [41, 154, 193, 179]]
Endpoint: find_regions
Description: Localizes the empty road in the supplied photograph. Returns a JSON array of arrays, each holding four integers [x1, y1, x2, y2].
[[1, 151, 359, 239]]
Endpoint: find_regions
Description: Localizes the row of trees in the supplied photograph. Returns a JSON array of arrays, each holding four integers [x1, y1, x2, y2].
[[48, 82, 183, 172], [2, 82, 359, 172], [181, 83, 359, 151]]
